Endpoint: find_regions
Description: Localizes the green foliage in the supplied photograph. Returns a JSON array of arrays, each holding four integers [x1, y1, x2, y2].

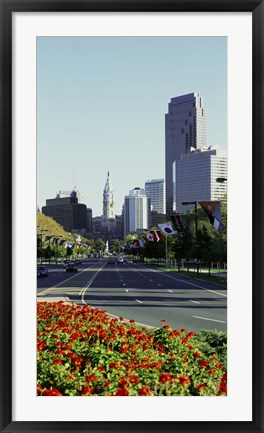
[[192, 330, 227, 369], [94, 238, 106, 253], [110, 239, 122, 254]]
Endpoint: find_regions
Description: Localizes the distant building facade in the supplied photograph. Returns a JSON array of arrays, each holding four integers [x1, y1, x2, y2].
[[86, 208, 93, 234], [42, 191, 87, 233], [165, 92, 207, 215], [123, 187, 151, 237], [175, 146, 227, 213], [145, 179, 166, 214]]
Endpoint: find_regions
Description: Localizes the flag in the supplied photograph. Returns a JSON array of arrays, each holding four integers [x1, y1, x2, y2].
[[145, 232, 154, 241], [158, 223, 177, 235], [65, 241, 75, 249], [170, 213, 184, 232], [59, 239, 66, 245], [52, 237, 59, 246], [199, 201, 225, 232], [150, 230, 163, 242], [44, 235, 53, 241], [132, 239, 140, 248], [138, 239, 145, 248]]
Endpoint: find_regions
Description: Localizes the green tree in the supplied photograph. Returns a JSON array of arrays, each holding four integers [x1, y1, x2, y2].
[[110, 239, 122, 254], [144, 238, 165, 259], [94, 238, 106, 254]]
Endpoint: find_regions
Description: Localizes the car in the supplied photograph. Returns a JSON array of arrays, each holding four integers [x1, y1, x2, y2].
[[37, 266, 48, 278], [65, 263, 78, 272], [107, 256, 116, 264], [117, 256, 124, 264]]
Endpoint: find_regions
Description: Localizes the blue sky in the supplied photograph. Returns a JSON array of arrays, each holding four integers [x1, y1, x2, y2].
[[37, 36, 227, 217]]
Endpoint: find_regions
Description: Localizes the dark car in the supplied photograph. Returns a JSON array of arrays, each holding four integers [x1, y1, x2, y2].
[[37, 266, 48, 278], [65, 262, 78, 272], [107, 256, 116, 264]]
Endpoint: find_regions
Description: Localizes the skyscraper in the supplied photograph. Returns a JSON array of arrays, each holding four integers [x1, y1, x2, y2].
[[175, 146, 227, 214], [103, 171, 115, 220], [145, 179, 166, 214], [123, 188, 151, 237], [165, 92, 207, 214]]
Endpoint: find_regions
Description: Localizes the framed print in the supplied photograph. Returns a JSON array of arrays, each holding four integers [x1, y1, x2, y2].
[[0, 0, 263, 432]]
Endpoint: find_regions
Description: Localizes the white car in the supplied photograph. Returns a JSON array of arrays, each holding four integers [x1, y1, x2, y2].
[[117, 257, 124, 264]]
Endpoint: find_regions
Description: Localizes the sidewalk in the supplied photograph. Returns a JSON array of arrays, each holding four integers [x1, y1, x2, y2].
[[37, 296, 71, 303]]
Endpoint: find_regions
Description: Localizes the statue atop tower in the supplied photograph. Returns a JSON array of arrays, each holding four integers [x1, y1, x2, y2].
[[103, 171, 115, 220]]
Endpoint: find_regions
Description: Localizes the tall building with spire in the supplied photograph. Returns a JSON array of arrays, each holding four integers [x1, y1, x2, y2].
[[103, 171, 115, 220]]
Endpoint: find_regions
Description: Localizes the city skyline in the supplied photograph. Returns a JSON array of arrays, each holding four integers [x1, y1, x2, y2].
[[37, 36, 227, 216]]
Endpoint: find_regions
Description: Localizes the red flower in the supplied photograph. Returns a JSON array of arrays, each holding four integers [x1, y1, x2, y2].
[[37, 384, 43, 394], [162, 325, 170, 330], [138, 386, 152, 396], [200, 360, 209, 368], [129, 376, 140, 384], [85, 374, 98, 382], [129, 319, 135, 323], [53, 358, 63, 365], [218, 373, 227, 395], [81, 385, 94, 396], [194, 352, 201, 358], [178, 375, 191, 385], [159, 373, 172, 384], [42, 387, 63, 396], [115, 388, 129, 396], [198, 383, 207, 390], [109, 362, 120, 369], [118, 378, 130, 387]]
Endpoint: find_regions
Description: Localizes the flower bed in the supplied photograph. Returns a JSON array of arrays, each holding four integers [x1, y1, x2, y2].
[[37, 301, 227, 396]]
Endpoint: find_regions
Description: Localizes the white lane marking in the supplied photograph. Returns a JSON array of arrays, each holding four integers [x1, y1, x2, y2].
[[136, 265, 227, 298], [123, 283, 126, 286], [190, 300, 200, 304], [149, 279, 153, 282], [125, 289, 129, 292], [193, 315, 226, 323], [168, 290, 173, 293], [158, 284, 162, 286], [135, 299, 143, 304], [38, 264, 96, 296], [80, 262, 106, 303]]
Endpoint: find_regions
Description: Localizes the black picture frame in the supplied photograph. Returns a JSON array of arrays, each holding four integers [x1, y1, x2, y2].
[[0, 1, 263, 432]]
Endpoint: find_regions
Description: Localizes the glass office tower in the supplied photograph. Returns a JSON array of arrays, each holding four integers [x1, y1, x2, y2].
[[165, 92, 207, 214]]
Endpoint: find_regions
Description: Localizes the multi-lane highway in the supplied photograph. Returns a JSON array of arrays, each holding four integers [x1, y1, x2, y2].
[[37, 259, 227, 332]]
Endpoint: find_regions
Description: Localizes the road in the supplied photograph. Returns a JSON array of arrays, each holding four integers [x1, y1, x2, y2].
[[37, 259, 227, 332]]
